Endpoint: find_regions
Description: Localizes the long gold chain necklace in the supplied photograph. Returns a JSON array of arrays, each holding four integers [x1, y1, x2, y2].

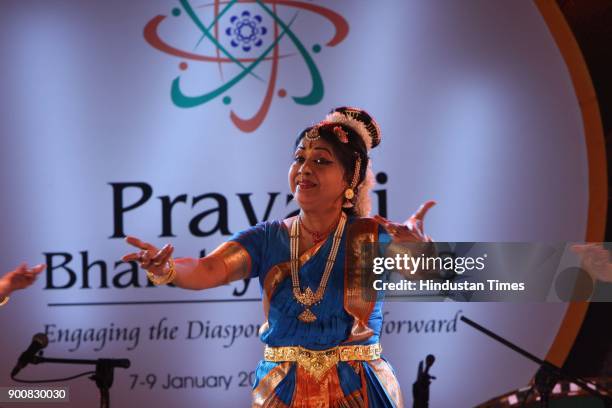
[[290, 212, 347, 323]]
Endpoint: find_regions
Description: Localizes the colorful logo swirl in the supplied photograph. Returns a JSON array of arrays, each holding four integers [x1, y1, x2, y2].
[[144, 0, 349, 132]]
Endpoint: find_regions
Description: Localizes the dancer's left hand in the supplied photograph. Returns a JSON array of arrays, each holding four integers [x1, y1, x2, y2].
[[374, 200, 436, 243], [571, 243, 612, 282]]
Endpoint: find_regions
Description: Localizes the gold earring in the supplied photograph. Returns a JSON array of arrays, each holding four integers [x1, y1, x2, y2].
[[343, 188, 355, 208]]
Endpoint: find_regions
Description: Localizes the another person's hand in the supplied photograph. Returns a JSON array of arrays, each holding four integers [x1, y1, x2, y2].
[[571, 243, 612, 282], [374, 200, 436, 243], [0, 263, 45, 298], [122, 236, 174, 277]]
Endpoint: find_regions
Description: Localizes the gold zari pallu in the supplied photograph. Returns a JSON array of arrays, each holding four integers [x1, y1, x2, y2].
[[264, 343, 382, 381]]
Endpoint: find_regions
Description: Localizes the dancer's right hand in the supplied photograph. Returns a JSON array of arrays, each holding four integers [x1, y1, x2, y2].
[[122, 236, 174, 276]]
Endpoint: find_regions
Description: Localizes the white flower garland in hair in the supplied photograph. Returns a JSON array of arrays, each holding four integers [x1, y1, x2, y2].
[[324, 107, 381, 216], [354, 163, 375, 217], [324, 111, 373, 150]]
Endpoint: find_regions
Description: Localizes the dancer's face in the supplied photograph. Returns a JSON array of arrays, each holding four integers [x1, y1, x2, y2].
[[288, 138, 348, 212]]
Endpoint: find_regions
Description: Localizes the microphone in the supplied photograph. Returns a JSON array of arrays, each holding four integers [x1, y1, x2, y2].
[[116, 359, 130, 369], [424, 354, 435, 376], [99, 358, 131, 369], [11, 333, 49, 377]]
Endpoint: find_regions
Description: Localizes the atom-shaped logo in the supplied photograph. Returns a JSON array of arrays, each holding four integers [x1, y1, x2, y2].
[[227, 11, 267, 52], [144, 0, 349, 132]]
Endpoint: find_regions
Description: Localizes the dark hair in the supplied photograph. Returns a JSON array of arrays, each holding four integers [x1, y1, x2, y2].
[[331, 106, 381, 149], [294, 123, 369, 215]]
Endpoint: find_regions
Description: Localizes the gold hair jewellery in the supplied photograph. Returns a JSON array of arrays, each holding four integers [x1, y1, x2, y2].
[[291, 212, 347, 323], [325, 107, 382, 151], [305, 127, 320, 141], [146, 258, 176, 286], [343, 155, 361, 208], [0, 296, 9, 306], [350, 155, 361, 188], [337, 107, 381, 148]]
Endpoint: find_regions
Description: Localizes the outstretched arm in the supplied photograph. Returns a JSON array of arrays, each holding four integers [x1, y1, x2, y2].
[[373, 200, 437, 279], [0, 263, 45, 304], [373, 200, 436, 243], [122, 237, 250, 290]]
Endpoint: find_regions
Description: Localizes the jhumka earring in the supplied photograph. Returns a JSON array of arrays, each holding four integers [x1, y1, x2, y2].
[[343, 188, 355, 208]]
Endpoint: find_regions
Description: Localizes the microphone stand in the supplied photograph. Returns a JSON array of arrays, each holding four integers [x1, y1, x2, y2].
[[460, 316, 612, 408], [412, 355, 436, 408], [26, 354, 130, 408]]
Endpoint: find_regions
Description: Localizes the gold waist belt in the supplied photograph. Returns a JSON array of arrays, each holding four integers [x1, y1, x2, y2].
[[264, 343, 382, 381]]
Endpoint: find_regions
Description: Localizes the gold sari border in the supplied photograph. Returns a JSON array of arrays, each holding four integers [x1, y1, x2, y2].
[[343, 218, 379, 343], [252, 362, 292, 407]]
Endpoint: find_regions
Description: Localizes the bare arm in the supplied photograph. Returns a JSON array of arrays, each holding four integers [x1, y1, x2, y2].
[[0, 263, 45, 303], [170, 257, 227, 290], [122, 237, 251, 290], [374, 200, 437, 280]]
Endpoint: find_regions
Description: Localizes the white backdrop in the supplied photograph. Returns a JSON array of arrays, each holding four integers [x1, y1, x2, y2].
[[0, 1, 592, 406]]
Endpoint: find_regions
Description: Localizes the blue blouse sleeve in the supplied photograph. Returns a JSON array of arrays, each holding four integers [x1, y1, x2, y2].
[[377, 224, 392, 244], [229, 222, 268, 278]]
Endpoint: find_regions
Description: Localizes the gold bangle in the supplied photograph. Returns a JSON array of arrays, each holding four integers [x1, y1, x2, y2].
[[0, 296, 10, 306], [146, 258, 176, 286]]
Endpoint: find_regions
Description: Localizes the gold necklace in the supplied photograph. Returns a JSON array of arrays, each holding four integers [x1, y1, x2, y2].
[[290, 212, 347, 323]]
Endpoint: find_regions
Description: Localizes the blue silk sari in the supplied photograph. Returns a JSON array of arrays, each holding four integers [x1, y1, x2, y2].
[[231, 216, 404, 407]]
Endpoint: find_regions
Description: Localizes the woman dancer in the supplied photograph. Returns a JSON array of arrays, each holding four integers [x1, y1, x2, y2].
[[123, 107, 435, 407]]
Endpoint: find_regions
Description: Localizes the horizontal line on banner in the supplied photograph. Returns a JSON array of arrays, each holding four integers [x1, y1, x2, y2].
[[47, 298, 262, 306]]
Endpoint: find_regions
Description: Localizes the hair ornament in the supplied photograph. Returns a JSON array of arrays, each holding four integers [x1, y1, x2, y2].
[[305, 127, 320, 141], [333, 126, 349, 143], [325, 107, 381, 151]]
